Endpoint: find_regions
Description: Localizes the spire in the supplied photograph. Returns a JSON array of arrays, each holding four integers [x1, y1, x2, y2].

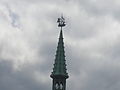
[[50, 16, 68, 79], [51, 29, 68, 79]]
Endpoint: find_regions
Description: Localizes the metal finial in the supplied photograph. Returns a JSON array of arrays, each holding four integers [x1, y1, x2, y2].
[[57, 15, 66, 29]]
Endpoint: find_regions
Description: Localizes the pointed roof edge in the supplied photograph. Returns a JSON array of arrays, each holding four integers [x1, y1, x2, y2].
[[50, 29, 69, 79]]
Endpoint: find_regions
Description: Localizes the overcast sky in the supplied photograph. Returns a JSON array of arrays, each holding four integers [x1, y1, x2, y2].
[[0, 0, 120, 90]]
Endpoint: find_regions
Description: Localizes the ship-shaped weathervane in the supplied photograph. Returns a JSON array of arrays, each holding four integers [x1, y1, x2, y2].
[[57, 15, 66, 29]]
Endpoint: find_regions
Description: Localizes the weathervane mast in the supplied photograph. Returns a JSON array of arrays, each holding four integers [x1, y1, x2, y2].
[[57, 15, 66, 30]]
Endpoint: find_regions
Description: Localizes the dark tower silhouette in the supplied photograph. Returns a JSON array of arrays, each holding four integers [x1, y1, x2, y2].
[[50, 16, 69, 90]]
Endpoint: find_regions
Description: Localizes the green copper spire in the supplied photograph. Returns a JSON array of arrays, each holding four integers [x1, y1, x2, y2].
[[50, 16, 69, 90], [51, 29, 68, 79], [50, 16, 68, 79]]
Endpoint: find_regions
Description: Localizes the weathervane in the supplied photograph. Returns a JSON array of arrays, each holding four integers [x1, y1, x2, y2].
[[57, 15, 66, 30]]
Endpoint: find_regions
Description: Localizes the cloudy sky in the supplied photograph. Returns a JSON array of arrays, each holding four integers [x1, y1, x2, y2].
[[0, 0, 120, 90]]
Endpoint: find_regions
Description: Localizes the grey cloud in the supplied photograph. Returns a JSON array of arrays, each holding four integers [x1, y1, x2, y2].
[[7, 5, 21, 29], [0, 60, 50, 90], [80, 65, 120, 90], [75, 0, 120, 20], [0, 0, 120, 90]]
